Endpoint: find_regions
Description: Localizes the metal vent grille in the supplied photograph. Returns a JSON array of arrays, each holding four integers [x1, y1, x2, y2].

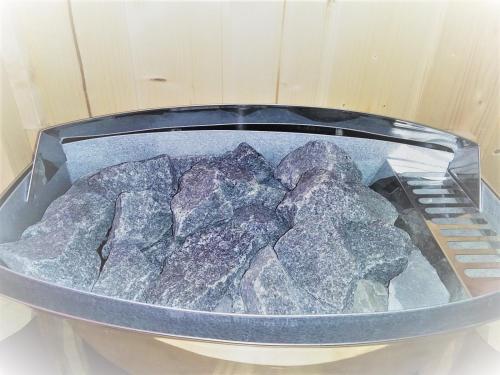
[[393, 171, 500, 297]]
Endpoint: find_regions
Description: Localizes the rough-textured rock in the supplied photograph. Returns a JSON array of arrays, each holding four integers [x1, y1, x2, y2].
[[342, 221, 413, 284], [275, 140, 362, 190], [350, 279, 388, 313], [277, 169, 398, 227], [389, 250, 450, 310], [240, 246, 330, 314], [148, 205, 287, 310], [0, 155, 178, 291], [92, 191, 173, 301], [274, 223, 358, 312], [171, 143, 286, 238], [86, 154, 176, 200], [0, 182, 114, 290]]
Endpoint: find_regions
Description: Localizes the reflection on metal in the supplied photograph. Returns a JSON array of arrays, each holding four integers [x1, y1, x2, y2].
[[0, 105, 496, 346], [26, 105, 480, 206], [393, 170, 500, 297]]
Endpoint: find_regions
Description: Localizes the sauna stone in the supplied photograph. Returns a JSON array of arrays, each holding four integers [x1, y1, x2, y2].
[[274, 140, 362, 190], [277, 169, 398, 228], [148, 205, 288, 310], [388, 250, 450, 310], [350, 279, 389, 313], [171, 143, 286, 239], [0, 155, 178, 290], [0, 141, 451, 315], [0, 182, 114, 290], [92, 190, 173, 301], [240, 246, 330, 314]]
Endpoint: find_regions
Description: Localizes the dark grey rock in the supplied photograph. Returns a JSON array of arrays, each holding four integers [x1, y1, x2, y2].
[[389, 250, 450, 310], [275, 140, 362, 190], [277, 169, 398, 227], [240, 246, 330, 314], [350, 279, 388, 313], [92, 190, 173, 301], [171, 143, 286, 239], [86, 154, 176, 200], [0, 182, 114, 290], [274, 223, 358, 312], [342, 221, 413, 284], [149, 205, 287, 310]]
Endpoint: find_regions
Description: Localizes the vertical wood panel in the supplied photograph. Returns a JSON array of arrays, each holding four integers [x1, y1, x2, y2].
[[71, 0, 138, 116], [1, 0, 498, 193], [221, 0, 284, 104], [319, 1, 447, 119], [2, 0, 89, 127], [0, 62, 32, 192], [277, 0, 328, 105]]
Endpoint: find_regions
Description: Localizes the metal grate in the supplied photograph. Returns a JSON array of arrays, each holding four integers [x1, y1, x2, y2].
[[392, 170, 500, 297]]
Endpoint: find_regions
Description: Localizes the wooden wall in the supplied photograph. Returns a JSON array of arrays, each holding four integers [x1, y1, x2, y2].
[[1, 0, 498, 194]]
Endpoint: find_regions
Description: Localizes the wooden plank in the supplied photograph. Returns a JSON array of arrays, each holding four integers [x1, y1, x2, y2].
[[221, 0, 284, 104], [319, 1, 447, 119], [125, 1, 222, 108], [277, 0, 328, 105], [413, 1, 499, 193], [3, 0, 89, 127], [0, 62, 32, 192], [70, 0, 137, 116]]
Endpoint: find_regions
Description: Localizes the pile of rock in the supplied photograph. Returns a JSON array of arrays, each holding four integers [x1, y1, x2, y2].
[[0, 141, 450, 313]]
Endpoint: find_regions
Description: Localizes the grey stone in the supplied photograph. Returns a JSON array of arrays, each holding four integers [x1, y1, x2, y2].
[[149, 205, 287, 310], [342, 221, 413, 284], [277, 169, 398, 227], [274, 223, 358, 312], [171, 143, 286, 239], [86, 154, 176, 200], [0, 182, 114, 290], [240, 246, 330, 314], [92, 191, 173, 301], [350, 279, 388, 313], [275, 140, 362, 190], [389, 250, 450, 310]]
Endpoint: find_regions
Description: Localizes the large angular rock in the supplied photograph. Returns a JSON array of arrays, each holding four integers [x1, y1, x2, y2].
[[0, 155, 178, 291], [240, 246, 330, 314], [86, 154, 176, 200], [342, 221, 413, 284], [0, 182, 115, 290], [171, 143, 286, 239], [275, 140, 362, 190], [277, 169, 398, 227], [388, 250, 450, 310], [92, 191, 173, 301], [350, 279, 388, 313], [148, 205, 287, 310], [274, 223, 358, 312]]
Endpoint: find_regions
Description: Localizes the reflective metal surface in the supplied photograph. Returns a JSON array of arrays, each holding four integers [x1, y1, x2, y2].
[[0, 105, 497, 346]]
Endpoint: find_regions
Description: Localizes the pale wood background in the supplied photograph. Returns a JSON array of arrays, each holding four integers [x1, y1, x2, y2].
[[1, 0, 499, 194]]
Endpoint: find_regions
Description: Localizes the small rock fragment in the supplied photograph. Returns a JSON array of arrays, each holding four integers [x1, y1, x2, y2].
[[149, 205, 287, 310], [92, 191, 173, 301], [275, 140, 362, 190], [171, 143, 285, 238], [240, 246, 330, 314], [389, 250, 450, 310], [351, 279, 388, 313]]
